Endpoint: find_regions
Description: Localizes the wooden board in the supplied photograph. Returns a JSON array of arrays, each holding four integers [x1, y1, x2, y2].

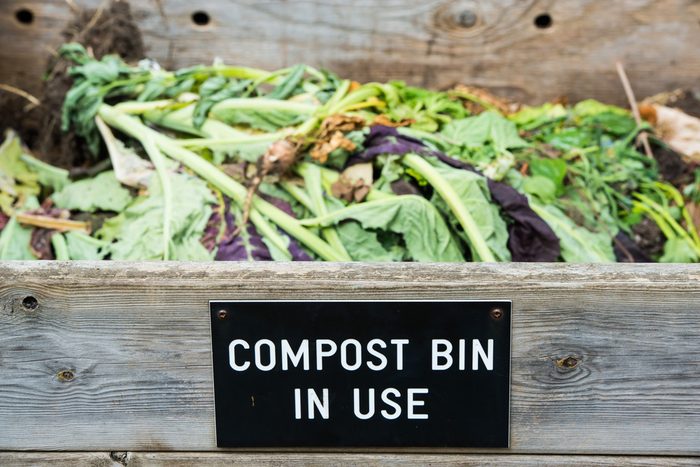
[[1, 1, 700, 104], [1, 452, 700, 467], [0, 261, 699, 454]]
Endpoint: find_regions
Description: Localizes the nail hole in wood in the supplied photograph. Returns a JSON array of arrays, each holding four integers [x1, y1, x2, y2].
[[57, 370, 75, 382], [534, 13, 553, 29], [191, 11, 211, 27], [21, 295, 38, 310], [556, 356, 579, 369], [457, 10, 478, 28], [15, 8, 34, 25]]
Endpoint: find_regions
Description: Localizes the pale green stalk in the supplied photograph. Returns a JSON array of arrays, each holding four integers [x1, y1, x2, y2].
[[402, 153, 495, 262], [141, 136, 173, 260], [97, 105, 345, 261], [296, 163, 351, 260], [51, 233, 70, 260]]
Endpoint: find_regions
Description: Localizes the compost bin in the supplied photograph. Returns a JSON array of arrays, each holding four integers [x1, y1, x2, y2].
[[1, 1, 699, 466]]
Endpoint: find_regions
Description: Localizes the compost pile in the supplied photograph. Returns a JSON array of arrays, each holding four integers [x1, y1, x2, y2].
[[1, 44, 699, 262]]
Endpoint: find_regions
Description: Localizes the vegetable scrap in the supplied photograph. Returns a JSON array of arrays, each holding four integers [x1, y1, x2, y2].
[[0, 44, 698, 262]]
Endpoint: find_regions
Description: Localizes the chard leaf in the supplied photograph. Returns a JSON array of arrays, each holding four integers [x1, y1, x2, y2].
[[65, 231, 108, 260], [301, 195, 464, 262], [52, 171, 132, 213], [659, 237, 699, 263], [336, 221, 406, 261], [0, 216, 35, 259], [20, 154, 70, 192], [442, 112, 528, 152], [267, 64, 305, 99], [0, 132, 39, 211], [529, 157, 567, 195], [210, 99, 314, 132], [192, 77, 250, 129], [529, 201, 615, 262], [421, 159, 511, 261], [103, 172, 215, 260]]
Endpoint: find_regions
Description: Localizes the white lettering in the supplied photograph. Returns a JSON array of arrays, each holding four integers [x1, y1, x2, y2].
[[367, 339, 387, 370], [353, 388, 375, 419], [316, 339, 337, 370], [380, 388, 402, 420], [407, 388, 429, 419], [228, 339, 250, 371], [432, 339, 453, 370], [281, 339, 309, 370], [472, 339, 494, 370]]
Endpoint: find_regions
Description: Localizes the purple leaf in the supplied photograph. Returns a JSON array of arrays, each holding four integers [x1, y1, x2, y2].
[[355, 125, 561, 262]]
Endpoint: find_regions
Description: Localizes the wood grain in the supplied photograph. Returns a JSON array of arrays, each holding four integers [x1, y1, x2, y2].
[[2, 452, 700, 466], [1, 1, 700, 104], [0, 261, 699, 454]]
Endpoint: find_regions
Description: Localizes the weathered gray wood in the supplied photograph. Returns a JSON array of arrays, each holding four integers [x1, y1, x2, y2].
[[1, 452, 700, 467], [0, 262, 699, 453], [2, 1, 700, 104]]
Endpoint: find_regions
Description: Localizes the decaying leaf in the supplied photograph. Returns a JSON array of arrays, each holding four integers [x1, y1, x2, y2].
[[331, 162, 372, 203], [310, 115, 365, 163], [372, 115, 415, 127], [645, 104, 700, 162], [450, 85, 518, 115], [30, 228, 56, 259]]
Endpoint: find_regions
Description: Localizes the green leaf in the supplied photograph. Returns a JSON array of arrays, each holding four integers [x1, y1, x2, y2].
[[442, 112, 528, 152], [659, 237, 700, 263], [20, 153, 70, 192], [192, 77, 250, 128], [422, 160, 511, 261], [530, 200, 615, 262], [52, 171, 133, 213], [0, 216, 35, 259], [529, 157, 567, 194], [104, 172, 215, 260], [336, 220, 406, 261], [64, 231, 108, 260], [0, 132, 39, 210], [523, 175, 557, 203], [267, 64, 305, 100], [302, 195, 464, 262]]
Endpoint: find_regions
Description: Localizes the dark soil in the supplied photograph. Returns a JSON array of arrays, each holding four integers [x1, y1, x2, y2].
[[631, 217, 665, 259], [650, 139, 696, 187], [671, 89, 700, 118], [1, 0, 145, 169]]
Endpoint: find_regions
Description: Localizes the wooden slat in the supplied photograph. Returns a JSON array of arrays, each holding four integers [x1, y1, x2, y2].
[[1, 452, 700, 466], [1, 1, 700, 104], [0, 262, 699, 453]]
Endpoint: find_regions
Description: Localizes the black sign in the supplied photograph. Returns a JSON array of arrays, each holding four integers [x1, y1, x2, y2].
[[210, 300, 511, 448]]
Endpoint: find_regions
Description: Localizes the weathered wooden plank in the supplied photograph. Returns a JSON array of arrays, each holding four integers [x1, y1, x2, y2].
[[1, 262, 699, 453], [1, 1, 700, 104], [1, 452, 700, 467], [0, 262, 700, 453]]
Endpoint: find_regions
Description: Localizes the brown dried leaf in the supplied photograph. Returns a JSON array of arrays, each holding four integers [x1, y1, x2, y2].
[[372, 114, 415, 127], [331, 173, 371, 203], [652, 104, 700, 162], [451, 84, 518, 115], [310, 115, 366, 163]]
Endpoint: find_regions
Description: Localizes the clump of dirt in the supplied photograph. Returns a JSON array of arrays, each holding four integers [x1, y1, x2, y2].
[[1, 0, 145, 169], [631, 217, 665, 259], [650, 140, 696, 187]]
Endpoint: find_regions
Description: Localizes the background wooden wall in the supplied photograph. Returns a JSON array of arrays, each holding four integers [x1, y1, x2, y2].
[[1, 0, 700, 104]]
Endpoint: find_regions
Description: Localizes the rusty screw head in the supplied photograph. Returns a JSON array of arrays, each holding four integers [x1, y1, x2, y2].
[[57, 370, 75, 382], [217, 309, 228, 320], [489, 308, 503, 320]]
